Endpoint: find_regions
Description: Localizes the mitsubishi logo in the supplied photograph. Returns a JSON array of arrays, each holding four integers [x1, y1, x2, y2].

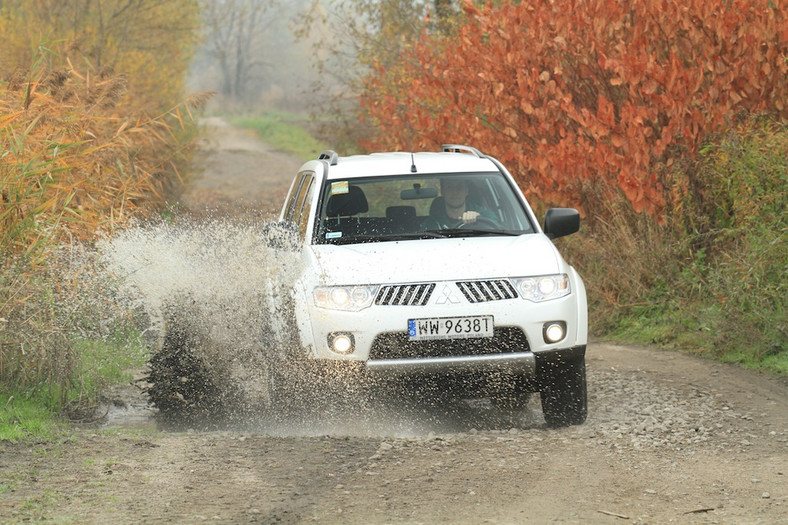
[[435, 284, 461, 305]]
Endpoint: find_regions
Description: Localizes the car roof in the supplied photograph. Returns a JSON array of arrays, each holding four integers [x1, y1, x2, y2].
[[321, 151, 500, 180]]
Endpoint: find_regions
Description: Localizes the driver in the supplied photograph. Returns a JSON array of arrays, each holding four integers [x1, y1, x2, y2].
[[425, 178, 499, 229]]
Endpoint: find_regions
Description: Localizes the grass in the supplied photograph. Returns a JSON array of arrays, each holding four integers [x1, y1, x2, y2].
[[229, 112, 329, 162], [0, 331, 147, 443], [602, 301, 788, 376], [571, 116, 788, 377], [71, 331, 147, 398], [0, 395, 64, 442], [720, 349, 788, 375]]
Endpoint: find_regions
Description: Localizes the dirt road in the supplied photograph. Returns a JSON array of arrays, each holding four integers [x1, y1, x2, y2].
[[1, 119, 786, 524], [177, 116, 301, 218]]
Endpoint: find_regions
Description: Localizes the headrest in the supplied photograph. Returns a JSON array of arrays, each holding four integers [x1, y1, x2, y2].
[[429, 196, 445, 216], [326, 185, 368, 216]]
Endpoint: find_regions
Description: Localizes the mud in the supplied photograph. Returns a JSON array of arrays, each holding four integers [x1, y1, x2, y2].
[[1, 119, 786, 524]]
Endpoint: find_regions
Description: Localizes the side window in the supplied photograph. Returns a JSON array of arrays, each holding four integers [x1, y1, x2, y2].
[[284, 175, 307, 223], [295, 176, 315, 238]]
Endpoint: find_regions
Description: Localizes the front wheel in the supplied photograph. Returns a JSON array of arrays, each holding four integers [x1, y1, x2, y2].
[[146, 321, 223, 426], [145, 305, 231, 428], [539, 357, 587, 427]]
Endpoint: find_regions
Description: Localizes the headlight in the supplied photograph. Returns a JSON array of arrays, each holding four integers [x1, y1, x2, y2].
[[314, 285, 378, 311], [512, 274, 570, 302]]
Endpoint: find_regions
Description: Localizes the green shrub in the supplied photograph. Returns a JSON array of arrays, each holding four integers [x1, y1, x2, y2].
[[692, 118, 788, 364], [567, 116, 787, 375], [1, 249, 148, 419]]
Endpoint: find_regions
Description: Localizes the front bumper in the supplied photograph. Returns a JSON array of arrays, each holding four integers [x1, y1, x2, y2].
[[304, 291, 582, 350]]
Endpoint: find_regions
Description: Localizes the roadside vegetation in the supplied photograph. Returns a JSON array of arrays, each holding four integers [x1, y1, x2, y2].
[[348, 0, 788, 376], [566, 118, 788, 374], [1, 0, 202, 441], [2, 0, 786, 443]]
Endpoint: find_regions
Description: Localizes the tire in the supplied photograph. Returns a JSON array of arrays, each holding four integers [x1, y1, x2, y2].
[[145, 309, 224, 427], [539, 357, 587, 427]]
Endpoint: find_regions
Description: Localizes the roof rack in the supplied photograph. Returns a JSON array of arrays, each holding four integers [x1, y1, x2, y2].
[[318, 150, 339, 166], [441, 144, 484, 158]]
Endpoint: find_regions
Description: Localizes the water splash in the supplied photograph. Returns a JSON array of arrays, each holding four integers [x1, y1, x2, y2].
[[97, 218, 302, 419], [95, 218, 540, 436], [98, 218, 299, 334]]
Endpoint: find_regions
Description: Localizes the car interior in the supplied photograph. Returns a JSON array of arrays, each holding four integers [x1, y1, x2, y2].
[[316, 174, 532, 243]]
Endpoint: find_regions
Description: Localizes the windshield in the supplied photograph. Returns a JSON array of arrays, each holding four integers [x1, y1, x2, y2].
[[314, 172, 535, 245]]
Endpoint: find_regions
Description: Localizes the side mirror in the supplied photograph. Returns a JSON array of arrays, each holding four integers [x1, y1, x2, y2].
[[543, 208, 580, 239], [263, 220, 300, 251]]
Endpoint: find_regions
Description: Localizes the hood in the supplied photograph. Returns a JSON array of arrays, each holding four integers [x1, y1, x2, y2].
[[308, 235, 563, 285]]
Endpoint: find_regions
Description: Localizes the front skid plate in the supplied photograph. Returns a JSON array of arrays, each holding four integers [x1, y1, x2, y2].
[[364, 352, 535, 377]]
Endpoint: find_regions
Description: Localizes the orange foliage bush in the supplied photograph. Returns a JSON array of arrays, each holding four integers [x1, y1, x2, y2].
[[359, 0, 788, 219], [0, 1, 203, 259]]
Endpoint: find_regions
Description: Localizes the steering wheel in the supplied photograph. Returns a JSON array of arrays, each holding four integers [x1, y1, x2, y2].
[[457, 216, 499, 229]]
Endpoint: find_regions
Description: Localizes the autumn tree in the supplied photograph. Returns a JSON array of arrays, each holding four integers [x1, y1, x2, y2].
[[359, 0, 788, 221]]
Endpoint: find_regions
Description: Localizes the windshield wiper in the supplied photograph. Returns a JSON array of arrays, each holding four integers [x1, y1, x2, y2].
[[437, 229, 523, 237], [327, 231, 447, 244], [324, 229, 523, 245]]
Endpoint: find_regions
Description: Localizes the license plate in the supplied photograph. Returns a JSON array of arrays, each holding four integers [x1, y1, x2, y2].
[[408, 315, 494, 340]]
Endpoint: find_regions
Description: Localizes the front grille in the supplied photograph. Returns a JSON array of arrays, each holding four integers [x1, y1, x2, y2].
[[376, 283, 435, 306], [369, 327, 530, 360], [456, 279, 518, 303]]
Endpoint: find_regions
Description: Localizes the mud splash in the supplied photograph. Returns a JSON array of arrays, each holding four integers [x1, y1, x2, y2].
[[95, 219, 541, 437], [98, 218, 300, 339], [97, 219, 302, 421]]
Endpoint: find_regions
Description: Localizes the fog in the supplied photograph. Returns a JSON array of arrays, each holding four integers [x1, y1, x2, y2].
[[187, 0, 341, 114]]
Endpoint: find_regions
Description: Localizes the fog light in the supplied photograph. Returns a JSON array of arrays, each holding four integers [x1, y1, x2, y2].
[[328, 332, 355, 354], [543, 322, 566, 344]]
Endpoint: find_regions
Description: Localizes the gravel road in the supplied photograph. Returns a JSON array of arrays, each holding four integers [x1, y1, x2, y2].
[[1, 119, 785, 524]]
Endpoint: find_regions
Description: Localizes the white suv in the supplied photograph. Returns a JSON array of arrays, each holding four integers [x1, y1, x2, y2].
[[274, 145, 588, 427]]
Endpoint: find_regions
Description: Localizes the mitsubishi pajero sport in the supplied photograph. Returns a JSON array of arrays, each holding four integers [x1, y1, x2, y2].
[[275, 145, 588, 426]]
